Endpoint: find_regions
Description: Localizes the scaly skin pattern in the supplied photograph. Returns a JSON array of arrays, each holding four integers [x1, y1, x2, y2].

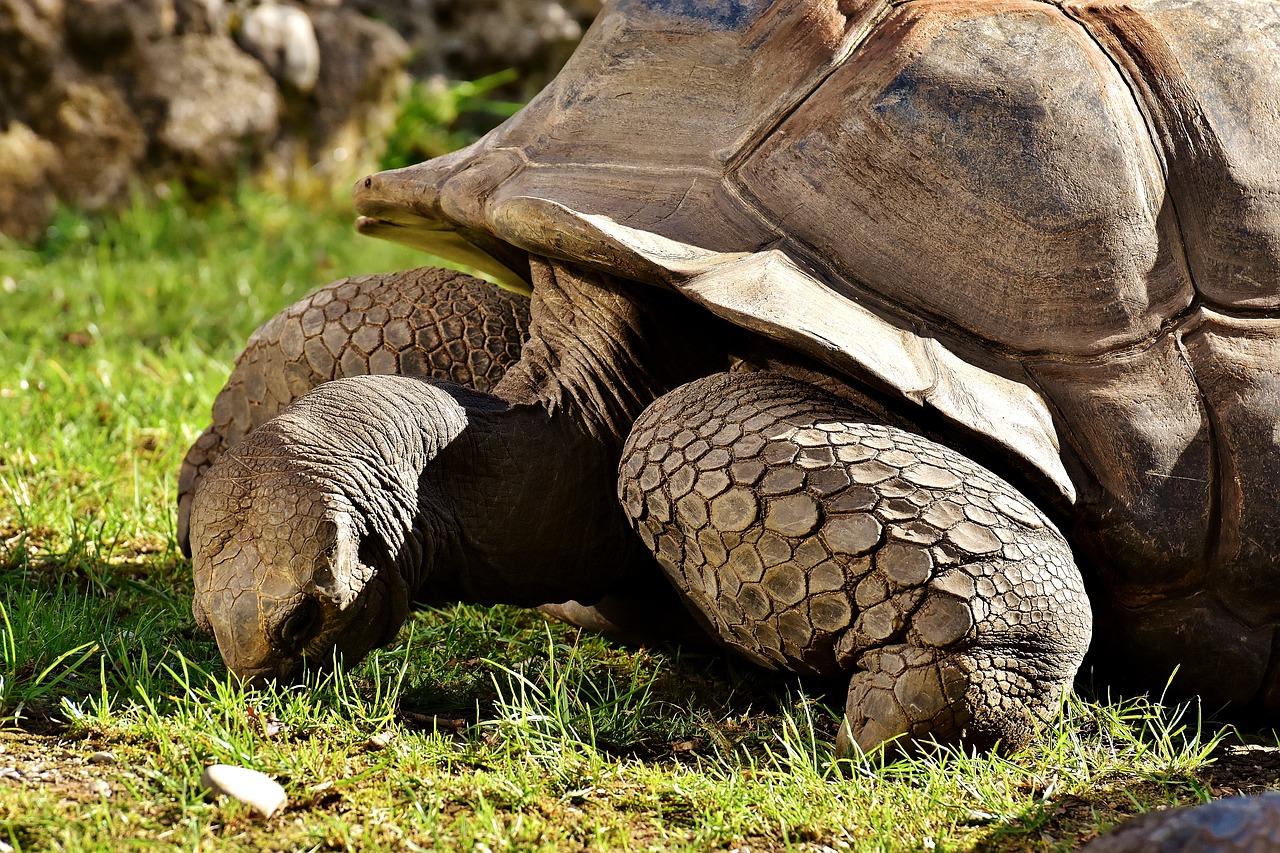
[[1082, 792, 1280, 852], [177, 267, 529, 552], [619, 372, 1091, 752]]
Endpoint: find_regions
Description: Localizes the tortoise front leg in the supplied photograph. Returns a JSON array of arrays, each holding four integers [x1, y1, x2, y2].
[[177, 267, 529, 553], [618, 372, 1091, 754]]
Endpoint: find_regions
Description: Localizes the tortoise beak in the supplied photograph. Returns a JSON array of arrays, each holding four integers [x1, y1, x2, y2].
[[353, 150, 533, 294]]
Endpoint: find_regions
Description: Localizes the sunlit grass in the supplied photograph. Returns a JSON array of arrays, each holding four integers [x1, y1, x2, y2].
[[0, 183, 427, 562]]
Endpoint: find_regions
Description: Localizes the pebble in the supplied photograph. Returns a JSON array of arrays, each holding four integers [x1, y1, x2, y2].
[[365, 731, 396, 751], [200, 764, 288, 818], [88, 751, 117, 765], [89, 779, 112, 798]]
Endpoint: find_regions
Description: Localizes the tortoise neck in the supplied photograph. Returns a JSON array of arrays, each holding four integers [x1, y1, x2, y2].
[[410, 259, 733, 606], [493, 257, 722, 449], [411, 399, 651, 607]]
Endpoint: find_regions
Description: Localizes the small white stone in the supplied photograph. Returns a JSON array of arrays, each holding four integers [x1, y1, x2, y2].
[[88, 750, 117, 765], [365, 730, 395, 751], [200, 764, 288, 818]]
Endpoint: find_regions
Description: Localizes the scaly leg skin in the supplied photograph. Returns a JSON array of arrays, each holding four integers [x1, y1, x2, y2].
[[618, 372, 1092, 754], [177, 267, 530, 553]]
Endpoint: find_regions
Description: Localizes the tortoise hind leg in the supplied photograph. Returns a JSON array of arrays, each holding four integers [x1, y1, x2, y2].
[[177, 267, 529, 554], [618, 371, 1091, 754]]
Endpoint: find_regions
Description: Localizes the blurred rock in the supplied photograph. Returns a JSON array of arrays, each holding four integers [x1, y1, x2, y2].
[[131, 34, 281, 185], [0, 0, 602, 240], [173, 0, 226, 35], [348, 0, 601, 94], [34, 70, 145, 209], [64, 0, 176, 61], [235, 1, 320, 93], [0, 0, 62, 56], [302, 5, 407, 163], [0, 122, 58, 242], [1082, 792, 1280, 852], [0, 0, 63, 118]]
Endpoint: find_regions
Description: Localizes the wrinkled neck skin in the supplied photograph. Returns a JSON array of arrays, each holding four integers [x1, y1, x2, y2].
[[189, 375, 466, 678], [413, 257, 730, 607]]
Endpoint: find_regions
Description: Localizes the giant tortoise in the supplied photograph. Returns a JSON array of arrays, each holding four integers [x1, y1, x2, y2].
[[179, 0, 1280, 754]]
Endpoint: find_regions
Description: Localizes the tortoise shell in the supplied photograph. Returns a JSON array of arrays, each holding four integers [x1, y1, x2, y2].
[[354, 0, 1280, 707]]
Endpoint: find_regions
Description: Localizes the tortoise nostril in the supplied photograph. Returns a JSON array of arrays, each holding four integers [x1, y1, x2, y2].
[[274, 598, 323, 654]]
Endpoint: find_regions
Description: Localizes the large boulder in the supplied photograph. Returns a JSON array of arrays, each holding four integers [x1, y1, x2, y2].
[[130, 34, 282, 185], [31, 69, 145, 210]]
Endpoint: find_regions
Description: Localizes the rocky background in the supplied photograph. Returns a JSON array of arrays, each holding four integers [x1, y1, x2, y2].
[[0, 0, 601, 241]]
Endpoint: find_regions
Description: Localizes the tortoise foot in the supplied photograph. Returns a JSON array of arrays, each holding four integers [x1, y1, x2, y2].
[[619, 371, 1092, 753], [841, 643, 1047, 755]]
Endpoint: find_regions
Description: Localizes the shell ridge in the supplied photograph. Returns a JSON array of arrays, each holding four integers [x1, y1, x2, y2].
[[721, 0, 898, 170], [494, 198, 1075, 500]]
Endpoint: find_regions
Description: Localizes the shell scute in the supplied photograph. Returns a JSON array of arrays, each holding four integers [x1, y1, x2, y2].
[[738, 0, 1192, 356]]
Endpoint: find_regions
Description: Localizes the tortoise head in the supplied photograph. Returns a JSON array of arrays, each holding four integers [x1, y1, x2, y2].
[[189, 482, 396, 682], [188, 376, 467, 681]]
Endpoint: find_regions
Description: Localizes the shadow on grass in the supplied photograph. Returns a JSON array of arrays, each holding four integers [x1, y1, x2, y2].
[[391, 609, 837, 764], [11, 543, 1280, 853], [971, 708, 1280, 851]]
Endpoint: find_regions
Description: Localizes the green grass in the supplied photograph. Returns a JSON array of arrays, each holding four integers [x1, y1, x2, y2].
[[0, 185, 1272, 851]]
